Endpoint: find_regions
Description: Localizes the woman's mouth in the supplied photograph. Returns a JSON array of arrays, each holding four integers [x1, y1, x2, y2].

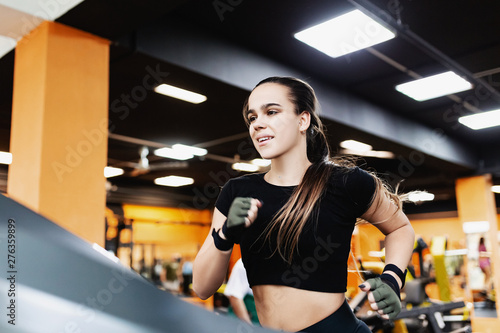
[[257, 136, 274, 146], [258, 137, 273, 143]]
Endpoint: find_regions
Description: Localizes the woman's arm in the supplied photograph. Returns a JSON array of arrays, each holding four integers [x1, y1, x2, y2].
[[359, 187, 415, 320], [193, 198, 262, 299], [192, 208, 232, 300], [361, 189, 415, 287]]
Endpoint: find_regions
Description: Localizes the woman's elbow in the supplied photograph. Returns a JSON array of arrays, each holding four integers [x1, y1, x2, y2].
[[192, 275, 213, 300]]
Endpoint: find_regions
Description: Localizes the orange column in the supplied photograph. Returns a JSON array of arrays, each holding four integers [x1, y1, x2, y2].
[[456, 174, 500, 330], [8, 21, 109, 246]]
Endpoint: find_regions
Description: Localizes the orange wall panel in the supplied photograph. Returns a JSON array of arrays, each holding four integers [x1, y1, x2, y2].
[[9, 21, 109, 245]]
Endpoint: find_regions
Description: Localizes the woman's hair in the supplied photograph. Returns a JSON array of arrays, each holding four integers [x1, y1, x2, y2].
[[242, 76, 401, 264]]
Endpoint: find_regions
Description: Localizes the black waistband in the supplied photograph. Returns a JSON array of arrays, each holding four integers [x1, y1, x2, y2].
[[298, 299, 368, 333]]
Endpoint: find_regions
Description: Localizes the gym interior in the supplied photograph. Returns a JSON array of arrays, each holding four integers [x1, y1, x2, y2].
[[1, 1, 500, 332]]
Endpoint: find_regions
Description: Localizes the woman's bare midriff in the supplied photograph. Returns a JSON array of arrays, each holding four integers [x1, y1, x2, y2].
[[252, 285, 345, 332]]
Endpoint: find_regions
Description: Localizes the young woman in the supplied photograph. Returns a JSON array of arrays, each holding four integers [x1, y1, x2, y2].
[[193, 77, 415, 332]]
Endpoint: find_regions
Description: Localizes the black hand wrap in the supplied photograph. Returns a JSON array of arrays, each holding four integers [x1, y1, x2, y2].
[[211, 197, 253, 251], [383, 264, 407, 288], [379, 264, 407, 301], [380, 273, 401, 301], [212, 228, 233, 251]]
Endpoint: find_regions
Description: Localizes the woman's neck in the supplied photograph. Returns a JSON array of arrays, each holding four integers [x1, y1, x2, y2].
[[265, 155, 311, 186]]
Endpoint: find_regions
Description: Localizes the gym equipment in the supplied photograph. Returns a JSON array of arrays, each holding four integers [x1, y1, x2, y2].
[[352, 258, 471, 333], [401, 277, 471, 333], [0, 194, 276, 332]]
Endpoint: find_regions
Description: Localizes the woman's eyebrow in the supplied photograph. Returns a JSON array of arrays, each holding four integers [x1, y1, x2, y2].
[[247, 103, 282, 114]]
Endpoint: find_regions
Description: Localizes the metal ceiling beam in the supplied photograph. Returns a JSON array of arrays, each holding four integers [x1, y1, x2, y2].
[[131, 19, 477, 170]]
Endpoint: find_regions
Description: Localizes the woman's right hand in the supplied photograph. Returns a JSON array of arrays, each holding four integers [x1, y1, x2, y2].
[[221, 197, 262, 243]]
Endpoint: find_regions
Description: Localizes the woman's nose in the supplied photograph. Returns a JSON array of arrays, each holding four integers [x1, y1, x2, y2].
[[252, 117, 266, 130]]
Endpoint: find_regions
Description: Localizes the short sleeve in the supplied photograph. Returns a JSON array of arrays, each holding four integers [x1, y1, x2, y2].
[[215, 179, 234, 216], [344, 167, 377, 217]]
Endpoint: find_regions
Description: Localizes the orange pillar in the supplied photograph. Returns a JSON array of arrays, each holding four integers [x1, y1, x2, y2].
[[456, 174, 500, 330], [8, 21, 109, 246]]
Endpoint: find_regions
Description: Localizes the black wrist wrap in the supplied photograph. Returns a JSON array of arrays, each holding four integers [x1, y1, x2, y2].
[[211, 228, 233, 251], [380, 273, 401, 300], [383, 264, 407, 288]]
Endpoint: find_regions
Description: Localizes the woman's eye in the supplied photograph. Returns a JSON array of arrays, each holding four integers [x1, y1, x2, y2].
[[248, 116, 257, 123], [268, 110, 278, 115]]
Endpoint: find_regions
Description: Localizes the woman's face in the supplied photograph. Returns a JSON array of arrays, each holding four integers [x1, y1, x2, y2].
[[246, 83, 308, 160]]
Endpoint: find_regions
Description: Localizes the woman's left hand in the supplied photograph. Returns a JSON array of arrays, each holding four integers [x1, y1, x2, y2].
[[359, 278, 401, 320]]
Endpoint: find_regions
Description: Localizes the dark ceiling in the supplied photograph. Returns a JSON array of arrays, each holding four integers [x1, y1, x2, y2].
[[1, 0, 500, 213]]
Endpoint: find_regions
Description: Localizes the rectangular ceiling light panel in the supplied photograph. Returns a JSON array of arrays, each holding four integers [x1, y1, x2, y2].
[[154, 84, 207, 104], [395, 71, 473, 101], [154, 175, 194, 187], [294, 9, 396, 58], [458, 108, 500, 130], [0, 151, 12, 164]]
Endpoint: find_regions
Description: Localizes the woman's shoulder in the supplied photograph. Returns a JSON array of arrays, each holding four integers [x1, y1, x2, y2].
[[222, 172, 264, 190]]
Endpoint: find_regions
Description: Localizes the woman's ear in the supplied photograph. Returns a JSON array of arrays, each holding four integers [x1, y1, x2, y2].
[[299, 111, 311, 131]]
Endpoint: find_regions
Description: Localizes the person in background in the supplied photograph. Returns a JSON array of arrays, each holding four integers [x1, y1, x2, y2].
[[181, 259, 193, 295], [162, 254, 182, 293], [224, 258, 259, 325], [478, 236, 492, 292]]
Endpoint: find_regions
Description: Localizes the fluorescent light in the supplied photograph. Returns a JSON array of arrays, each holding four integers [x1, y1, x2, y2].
[[232, 162, 259, 172], [104, 166, 124, 178], [492, 185, 500, 193], [172, 144, 207, 156], [364, 150, 395, 159], [251, 159, 271, 167], [154, 84, 207, 104], [462, 221, 489, 234], [395, 71, 473, 101], [294, 9, 396, 58], [458, 109, 500, 130], [340, 140, 372, 153], [340, 148, 395, 159], [408, 191, 435, 202], [0, 151, 12, 165], [154, 147, 193, 160], [154, 175, 194, 187]]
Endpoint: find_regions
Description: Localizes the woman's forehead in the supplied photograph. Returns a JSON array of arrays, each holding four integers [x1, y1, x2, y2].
[[248, 83, 291, 107]]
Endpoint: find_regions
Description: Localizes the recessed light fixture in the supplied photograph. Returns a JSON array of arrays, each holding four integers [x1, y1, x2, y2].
[[341, 149, 395, 159], [154, 147, 193, 160], [462, 221, 490, 234], [294, 9, 396, 58], [104, 166, 124, 178], [154, 84, 207, 104], [408, 191, 435, 202], [172, 144, 207, 156], [395, 71, 473, 101], [492, 185, 500, 193], [232, 162, 260, 172], [340, 140, 372, 153], [0, 151, 12, 165], [458, 109, 500, 130], [154, 175, 194, 187], [251, 158, 271, 167]]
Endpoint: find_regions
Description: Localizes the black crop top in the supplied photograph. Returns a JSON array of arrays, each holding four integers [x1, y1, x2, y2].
[[215, 166, 376, 293]]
